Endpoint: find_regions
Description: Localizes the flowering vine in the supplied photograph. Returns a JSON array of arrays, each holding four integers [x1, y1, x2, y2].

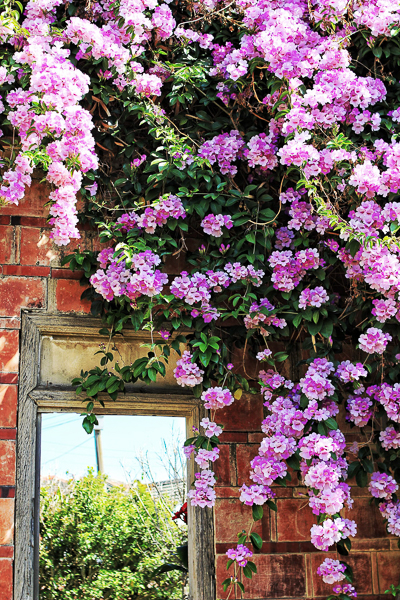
[[2, 0, 400, 597]]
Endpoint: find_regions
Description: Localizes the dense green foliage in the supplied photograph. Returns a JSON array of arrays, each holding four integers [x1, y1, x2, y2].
[[39, 472, 187, 599]]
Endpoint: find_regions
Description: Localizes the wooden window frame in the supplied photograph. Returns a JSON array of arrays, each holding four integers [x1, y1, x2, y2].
[[15, 311, 216, 600]]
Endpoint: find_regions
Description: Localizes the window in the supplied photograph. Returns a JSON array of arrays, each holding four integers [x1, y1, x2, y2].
[[15, 312, 216, 600]]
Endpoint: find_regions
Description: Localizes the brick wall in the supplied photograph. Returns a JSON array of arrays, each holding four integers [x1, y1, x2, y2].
[[213, 358, 400, 599], [0, 184, 399, 599], [0, 183, 94, 600]]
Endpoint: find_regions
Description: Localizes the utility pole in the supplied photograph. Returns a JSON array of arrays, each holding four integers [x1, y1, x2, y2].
[[94, 416, 105, 474]]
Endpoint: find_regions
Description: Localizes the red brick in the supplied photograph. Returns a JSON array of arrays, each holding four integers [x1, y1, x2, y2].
[[0, 559, 12, 600], [311, 552, 373, 597], [0, 227, 14, 264], [0, 277, 45, 316], [215, 498, 270, 543], [51, 268, 83, 280], [0, 441, 15, 486], [0, 217, 10, 226], [215, 486, 241, 499], [0, 387, 16, 429], [55, 279, 91, 313], [0, 318, 20, 330], [216, 553, 306, 599], [217, 393, 263, 432], [216, 541, 316, 554], [353, 539, 390, 551], [20, 227, 59, 266], [1, 181, 50, 217], [236, 444, 259, 486], [0, 547, 13, 558], [0, 375, 17, 385], [376, 551, 400, 593], [0, 499, 14, 545], [344, 497, 388, 539], [248, 432, 264, 443], [2, 265, 50, 277], [276, 498, 315, 542], [219, 431, 248, 443], [163, 251, 190, 275], [0, 331, 19, 373], [0, 431, 16, 441], [214, 444, 236, 487], [19, 216, 48, 227]]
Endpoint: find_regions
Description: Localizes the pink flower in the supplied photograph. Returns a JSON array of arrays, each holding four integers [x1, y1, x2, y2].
[[226, 544, 253, 567], [187, 486, 216, 508], [369, 472, 398, 500], [183, 444, 195, 459], [174, 351, 204, 387], [317, 559, 346, 584], [358, 327, 392, 354], [239, 484, 275, 506], [201, 214, 233, 237], [380, 426, 400, 450], [200, 418, 223, 438], [195, 448, 220, 468], [201, 387, 234, 410]]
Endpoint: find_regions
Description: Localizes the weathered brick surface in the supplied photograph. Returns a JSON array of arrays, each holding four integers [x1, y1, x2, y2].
[[0, 499, 14, 545], [0, 183, 398, 600], [0, 441, 15, 486], [0, 384, 18, 427], [20, 227, 59, 266], [0, 277, 45, 316], [0, 558, 13, 600], [55, 279, 91, 313], [0, 227, 14, 264], [215, 498, 270, 543], [0, 331, 19, 373]]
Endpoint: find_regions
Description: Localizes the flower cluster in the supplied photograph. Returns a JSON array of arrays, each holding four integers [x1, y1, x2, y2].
[[90, 248, 167, 303], [358, 328, 392, 355], [317, 559, 346, 585], [201, 214, 233, 237], [174, 351, 204, 387], [368, 472, 398, 500], [226, 545, 253, 567], [298, 287, 329, 309], [4, 0, 400, 595]]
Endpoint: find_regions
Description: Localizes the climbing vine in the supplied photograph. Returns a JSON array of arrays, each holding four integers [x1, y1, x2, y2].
[[2, 0, 400, 596]]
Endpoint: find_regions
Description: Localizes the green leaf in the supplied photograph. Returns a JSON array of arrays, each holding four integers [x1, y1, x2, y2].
[[356, 469, 368, 488], [222, 578, 232, 592], [293, 314, 302, 327], [247, 561, 257, 574], [307, 321, 320, 336], [252, 505, 263, 521], [325, 417, 338, 430], [347, 461, 360, 479], [243, 565, 253, 579], [286, 453, 300, 471], [250, 532, 263, 550], [320, 320, 334, 338]]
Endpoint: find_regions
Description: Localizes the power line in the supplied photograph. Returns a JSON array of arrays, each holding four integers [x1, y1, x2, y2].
[[42, 417, 82, 430], [43, 438, 93, 464]]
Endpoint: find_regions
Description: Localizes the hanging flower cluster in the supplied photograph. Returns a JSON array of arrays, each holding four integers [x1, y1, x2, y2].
[[2, 0, 400, 597]]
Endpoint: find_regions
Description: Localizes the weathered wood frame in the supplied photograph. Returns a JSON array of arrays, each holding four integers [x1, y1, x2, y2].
[[15, 311, 216, 600]]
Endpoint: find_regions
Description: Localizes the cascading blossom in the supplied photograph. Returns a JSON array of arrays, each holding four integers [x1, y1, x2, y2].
[[3, 0, 400, 595], [317, 559, 346, 584], [201, 213, 233, 237], [201, 387, 234, 410], [174, 351, 204, 387], [358, 328, 392, 354]]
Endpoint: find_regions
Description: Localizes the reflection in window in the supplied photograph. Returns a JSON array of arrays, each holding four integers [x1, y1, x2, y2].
[[39, 414, 188, 600]]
